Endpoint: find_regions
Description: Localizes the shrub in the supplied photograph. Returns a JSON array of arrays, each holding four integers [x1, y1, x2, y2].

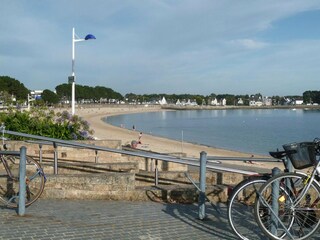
[[0, 107, 95, 140]]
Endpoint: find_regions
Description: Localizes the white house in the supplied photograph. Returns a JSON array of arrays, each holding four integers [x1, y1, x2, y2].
[[263, 97, 272, 106], [159, 97, 167, 105], [237, 98, 244, 105], [294, 100, 304, 105], [210, 98, 218, 106]]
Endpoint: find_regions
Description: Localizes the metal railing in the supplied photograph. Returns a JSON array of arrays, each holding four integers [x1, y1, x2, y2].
[[2, 128, 280, 219], [0, 147, 27, 216]]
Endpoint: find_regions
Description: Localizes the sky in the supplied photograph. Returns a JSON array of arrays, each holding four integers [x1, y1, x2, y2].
[[1, 0, 320, 97]]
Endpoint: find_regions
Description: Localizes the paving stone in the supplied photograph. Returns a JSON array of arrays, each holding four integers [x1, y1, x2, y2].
[[0, 199, 319, 240]]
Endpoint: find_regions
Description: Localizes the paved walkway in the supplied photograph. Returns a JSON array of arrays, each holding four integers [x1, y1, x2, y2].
[[0, 199, 319, 240]]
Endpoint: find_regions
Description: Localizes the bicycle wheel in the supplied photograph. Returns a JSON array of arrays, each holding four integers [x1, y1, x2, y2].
[[254, 172, 320, 240], [0, 155, 46, 208], [227, 175, 270, 240]]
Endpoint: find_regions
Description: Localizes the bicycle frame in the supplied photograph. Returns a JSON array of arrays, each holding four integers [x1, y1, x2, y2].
[[0, 154, 17, 180], [256, 167, 320, 239]]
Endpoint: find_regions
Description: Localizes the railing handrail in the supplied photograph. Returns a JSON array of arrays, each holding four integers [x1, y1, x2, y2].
[[3, 129, 276, 175], [2, 128, 282, 219]]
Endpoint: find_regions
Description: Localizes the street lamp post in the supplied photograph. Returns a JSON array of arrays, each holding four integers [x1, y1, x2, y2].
[[71, 27, 96, 115]]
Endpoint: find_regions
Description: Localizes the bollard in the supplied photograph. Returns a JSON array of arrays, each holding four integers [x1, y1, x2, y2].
[[18, 146, 27, 216], [199, 151, 207, 220], [53, 142, 58, 174], [271, 167, 281, 235]]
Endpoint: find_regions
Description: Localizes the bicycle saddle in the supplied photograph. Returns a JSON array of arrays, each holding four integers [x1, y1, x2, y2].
[[269, 150, 296, 159]]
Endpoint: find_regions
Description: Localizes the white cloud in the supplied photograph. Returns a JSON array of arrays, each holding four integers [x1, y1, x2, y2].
[[2, 0, 320, 95], [229, 39, 269, 50]]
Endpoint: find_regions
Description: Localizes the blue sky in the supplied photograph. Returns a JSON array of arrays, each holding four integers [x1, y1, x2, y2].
[[1, 0, 320, 96]]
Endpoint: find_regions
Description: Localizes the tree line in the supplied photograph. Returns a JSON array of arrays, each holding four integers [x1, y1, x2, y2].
[[0, 76, 123, 105], [0, 75, 319, 106]]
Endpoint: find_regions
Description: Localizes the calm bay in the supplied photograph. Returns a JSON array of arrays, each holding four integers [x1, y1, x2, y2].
[[104, 108, 320, 155]]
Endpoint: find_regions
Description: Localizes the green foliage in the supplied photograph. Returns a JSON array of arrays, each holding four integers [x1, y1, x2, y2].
[[303, 91, 320, 104], [217, 94, 236, 105], [0, 76, 29, 100], [41, 89, 59, 104], [0, 108, 94, 140], [55, 83, 123, 101]]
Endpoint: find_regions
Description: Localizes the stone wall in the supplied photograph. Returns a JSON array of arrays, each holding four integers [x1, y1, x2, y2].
[[39, 170, 240, 202], [42, 172, 138, 200]]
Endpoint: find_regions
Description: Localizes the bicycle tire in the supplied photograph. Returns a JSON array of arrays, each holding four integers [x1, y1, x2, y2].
[[227, 175, 270, 240], [0, 155, 45, 208], [254, 172, 320, 240]]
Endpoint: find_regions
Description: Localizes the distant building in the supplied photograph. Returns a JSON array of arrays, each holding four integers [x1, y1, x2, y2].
[[159, 97, 167, 105], [294, 100, 304, 105], [263, 96, 272, 106], [237, 98, 244, 105], [30, 90, 43, 100], [249, 100, 263, 106], [210, 98, 218, 106]]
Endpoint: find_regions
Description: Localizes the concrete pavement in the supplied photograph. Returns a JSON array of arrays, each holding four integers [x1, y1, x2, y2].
[[0, 199, 319, 240]]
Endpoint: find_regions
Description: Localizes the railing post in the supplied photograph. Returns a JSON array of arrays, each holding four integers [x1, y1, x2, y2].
[[199, 151, 207, 220], [95, 150, 98, 163], [151, 158, 154, 172], [39, 143, 43, 163], [271, 167, 281, 235], [155, 159, 159, 186], [53, 142, 58, 175], [18, 146, 27, 216]]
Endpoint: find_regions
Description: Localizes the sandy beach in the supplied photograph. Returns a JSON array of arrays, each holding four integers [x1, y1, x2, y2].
[[73, 105, 286, 170], [75, 105, 271, 154]]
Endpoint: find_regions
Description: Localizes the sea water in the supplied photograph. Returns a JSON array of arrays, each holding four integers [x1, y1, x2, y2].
[[104, 108, 320, 155]]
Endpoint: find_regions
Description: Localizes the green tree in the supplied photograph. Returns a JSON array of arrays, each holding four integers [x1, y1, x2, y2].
[[55, 84, 123, 102], [41, 89, 60, 104], [0, 76, 29, 101], [303, 91, 320, 104]]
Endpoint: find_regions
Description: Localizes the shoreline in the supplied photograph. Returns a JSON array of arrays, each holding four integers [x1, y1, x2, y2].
[[73, 105, 287, 170], [73, 105, 289, 170], [75, 105, 255, 158]]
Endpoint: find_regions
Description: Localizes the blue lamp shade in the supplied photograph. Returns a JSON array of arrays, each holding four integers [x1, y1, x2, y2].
[[85, 34, 96, 40]]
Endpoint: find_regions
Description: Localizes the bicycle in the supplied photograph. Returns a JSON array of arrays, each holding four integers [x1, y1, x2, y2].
[[0, 141, 46, 208], [254, 140, 320, 240], [227, 150, 295, 240]]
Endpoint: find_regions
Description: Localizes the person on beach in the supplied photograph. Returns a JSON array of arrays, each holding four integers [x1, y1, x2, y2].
[[131, 140, 138, 148], [132, 125, 135, 131], [138, 132, 142, 144]]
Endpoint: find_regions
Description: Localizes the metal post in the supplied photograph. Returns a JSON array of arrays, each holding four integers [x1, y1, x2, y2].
[[151, 158, 154, 172], [18, 146, 27, 216], [53, 142, 58, 175], [95, 150, 98, 163], [284, 157, 293, 173], [39, 144, 43, 163], [71, 27, 76, 115], [199, 151, 207, 220], [271, 167, 281, 235], [155, 159, 159, 186]]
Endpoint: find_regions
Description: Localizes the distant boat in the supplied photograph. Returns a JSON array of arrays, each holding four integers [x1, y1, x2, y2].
[[292, 108, 296, 111]]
